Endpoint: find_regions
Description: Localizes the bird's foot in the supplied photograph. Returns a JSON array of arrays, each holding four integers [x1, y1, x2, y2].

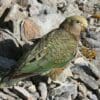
[[47, 68, 64, 80]]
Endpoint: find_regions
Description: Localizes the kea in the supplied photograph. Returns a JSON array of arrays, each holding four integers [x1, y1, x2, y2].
[[0, 16, 88, 87]]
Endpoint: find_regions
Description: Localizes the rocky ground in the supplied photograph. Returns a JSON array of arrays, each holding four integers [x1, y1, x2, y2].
[[0, 0, 100, 100]]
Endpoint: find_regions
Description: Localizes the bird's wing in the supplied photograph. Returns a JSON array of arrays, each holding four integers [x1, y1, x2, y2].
[[11, 35, 53, 79]]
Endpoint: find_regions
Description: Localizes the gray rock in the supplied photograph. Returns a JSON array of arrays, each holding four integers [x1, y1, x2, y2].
[[32, 92, 40, 99], [86, 62, 100, 79], [3, 0, 81, 46], [78, 83, 87, 97], [0, 56, 16, 70], [13, 86, 34, 100], [55, 96, 71, 100], [0, 30, 22, 59], [2, 87, 20, 99], [0, 91, 15, 100], [38, 82, 47, 100], [87, 91, 98, 100], [71, 65, 99, 90], [49, 82, 77, 99], [27, 85, 36, 93], [85, 37, 100, 48]]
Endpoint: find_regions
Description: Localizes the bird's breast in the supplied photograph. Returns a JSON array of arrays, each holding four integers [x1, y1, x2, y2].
[[46, 30, 77, 64]]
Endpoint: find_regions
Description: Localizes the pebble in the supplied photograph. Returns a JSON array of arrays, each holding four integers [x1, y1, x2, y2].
[[13, 86, 33, 100], [78, 83, 87, 96], [38, 82, 47, 100], [87, 91, 98, 100], [0, 92, 15, 100], [27, 85, 36, 93], [49, 82, 77, 99], [2, 87, 19, 99], [71, 65, 99, 90]]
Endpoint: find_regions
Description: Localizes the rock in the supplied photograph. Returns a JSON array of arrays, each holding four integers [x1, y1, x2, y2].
[[16, 0, 29, 7], [74, 57, 100, 79], [81, 32, 100, 48], [2, 0, 81, 46], [85, 37, 100, 48], [0, 0, 13, 17], [0, 56, 16, 70], [0, 91, 15, 100], [58, 92, 72, 100], [2, 87, 20, 99], [22, 18, 41, 40], [13, 86, 33, 100], [23, 81, 33, 88], [87, 91, 98, 100], [89, 18, 95, 25], [32, 92, 40, 99], [73, 57, 88, 65], [17, 81, 25, 87], [49, 82, 77, 99], [5, 4, 28, 22], [4, 4, 29, 46], [77, 0, 99, 16], [38, 82, 47, 100], [0, 30, 22, 59], [93, 49, 100, 71], [27, 85, 36, 93], [71, 65, 99, 90], [22, 14, 65, 41], [0, 0, 13, 7], [55, 95, 71, 100], [0, 56, 17, 82], [92, 4, 100, 19], [78, 83, 87, 97]]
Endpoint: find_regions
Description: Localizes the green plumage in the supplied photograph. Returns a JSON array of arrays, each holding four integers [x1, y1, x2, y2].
[[14, 28, 77, 77]]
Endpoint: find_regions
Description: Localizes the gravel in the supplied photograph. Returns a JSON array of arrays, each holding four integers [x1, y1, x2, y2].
[[0, 0, 99, 100]]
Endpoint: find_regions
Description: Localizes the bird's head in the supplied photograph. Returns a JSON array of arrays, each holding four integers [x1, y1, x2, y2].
[[61, 16, 88, 40]]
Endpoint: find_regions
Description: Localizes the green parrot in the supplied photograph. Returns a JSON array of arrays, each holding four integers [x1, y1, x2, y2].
[[0, 16, 88, 86]]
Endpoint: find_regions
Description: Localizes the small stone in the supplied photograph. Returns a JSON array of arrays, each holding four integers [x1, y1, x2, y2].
[[23, 18, 41, 40], [0, 0, 13, 7], [55, 96, 71, 100], [78, 83, 87, 97], [0, 56, 16, 69], [49, 82, 77, 99], [47, 77, 52, 84], [0, 91, 15, 100], [97, 79, 100, 86], [87, 91, 98, 100], [27, 85, 36, 93], [61, 92, 72, 100], [13, 86, 33, 100], [2, 87, 19, 99], [16, 0, 29, 7], [23, 81, 33, 88], [73, 57, 88, 66], [0, 92, 8, 99], [71, 65, 99, 90], [17, 81, 25, 87], [32, 92, 40, 99], [89, 18, 95, 25], [38, 82, 47, 100]]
